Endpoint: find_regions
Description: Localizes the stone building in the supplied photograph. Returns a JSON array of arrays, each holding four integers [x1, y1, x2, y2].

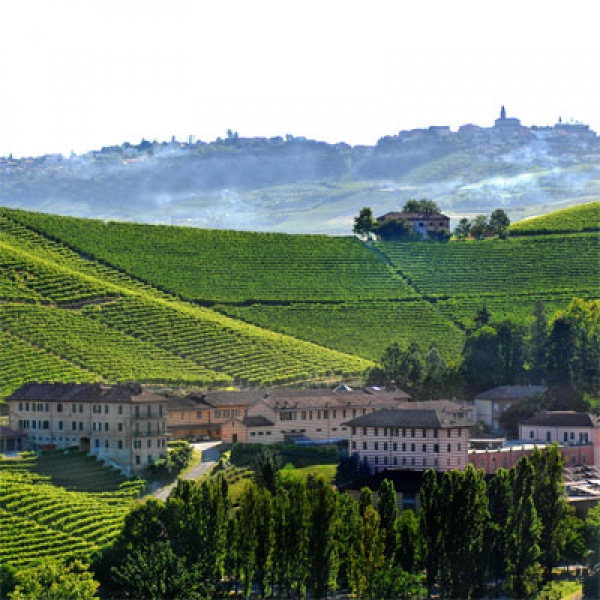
[[7, 382, 168, 475]]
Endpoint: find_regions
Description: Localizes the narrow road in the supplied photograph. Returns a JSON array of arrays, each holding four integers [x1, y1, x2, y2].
[[153, 441, 221, 501]]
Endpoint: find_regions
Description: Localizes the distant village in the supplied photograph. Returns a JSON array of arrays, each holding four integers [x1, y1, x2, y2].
[[2, 107, 599, 176]]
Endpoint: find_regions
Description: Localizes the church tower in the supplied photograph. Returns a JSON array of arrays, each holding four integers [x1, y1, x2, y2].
[[500, 105, 506, 120]]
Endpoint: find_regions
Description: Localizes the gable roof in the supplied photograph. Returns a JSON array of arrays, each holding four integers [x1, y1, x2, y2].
[[519, 411, 597, 428], [242, 416, 275, 428], [344, 408, 473, 429], [475, 385, 546, 401]]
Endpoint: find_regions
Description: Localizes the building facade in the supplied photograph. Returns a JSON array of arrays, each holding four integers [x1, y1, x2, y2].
[[220, 387, 411, 445], [375, 211, 450, 239], [344, 401, 476, 474], [7, 382, 168, 475]]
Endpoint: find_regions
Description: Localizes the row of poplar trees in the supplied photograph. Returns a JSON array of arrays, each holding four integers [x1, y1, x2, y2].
[[92, 445, 572, 599]]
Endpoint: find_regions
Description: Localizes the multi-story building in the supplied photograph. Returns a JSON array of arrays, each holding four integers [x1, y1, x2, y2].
[[474, 385, 546, 433], [167, 391, 264, 440], [344, 401, 476, 474], [220, 386, 411, 445], [7, 382, 168, 475]]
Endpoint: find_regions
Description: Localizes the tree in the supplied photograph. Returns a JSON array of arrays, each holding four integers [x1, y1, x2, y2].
[[453, 217, 471, 240], [487, 468, 512, 589], [422, 345, 447, 398], [470, 214, 489, 239], [496, 320, 525, 384], [377, 479, 398, 560], [529, 300, 548, 382], [353, 207, 376, 239], [334, 493, 361, 590], [546, 316, 577, 387], [530, 445, 570, 581], [461, 326, 503, 392], [235, 483, 261, 598], [474, 304, 492, 328], [402, 199, 441, 214], [505, 457, 543, 598], [419, 469, 440, 594], [490, 208, 511, 237], [373, 215, 414, 241], [358, 486, 373, 517], [349, 506, 385, 599], [253, 446, 282, 494], [380, 341, 424, 395], [10, 559, 99, 600], [395, 509, 420, 573]]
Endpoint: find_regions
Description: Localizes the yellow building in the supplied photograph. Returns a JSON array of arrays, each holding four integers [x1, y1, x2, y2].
[[8, 382, 168, 475]]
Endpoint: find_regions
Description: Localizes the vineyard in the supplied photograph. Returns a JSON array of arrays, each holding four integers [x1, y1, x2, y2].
[[374, 233, 599, 298], [509, 201, 600, 235], [0, 468, 143, 568], [0, 208, 413, 303], [215, 300, 465, 363], [0, 205, 598, 398]]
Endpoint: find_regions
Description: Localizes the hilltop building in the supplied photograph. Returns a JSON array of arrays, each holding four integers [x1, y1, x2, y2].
[[7, 382, 168, 475], [375, 211, 450, 240]]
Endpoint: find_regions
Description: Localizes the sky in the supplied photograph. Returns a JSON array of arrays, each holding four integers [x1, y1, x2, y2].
[[1, 0, 599, 158]]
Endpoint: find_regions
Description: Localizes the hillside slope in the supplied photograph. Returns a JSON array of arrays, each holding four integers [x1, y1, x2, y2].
[[1, 207, 598, 399], [509, 200, 600, 235]]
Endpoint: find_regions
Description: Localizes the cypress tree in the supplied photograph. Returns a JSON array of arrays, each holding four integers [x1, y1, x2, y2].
[[333, 492, 361, 590], [358, 486, 373, 517], [235, 482, 260, 598], [395, 509, 420, 574], [487, 468, 512, 589]]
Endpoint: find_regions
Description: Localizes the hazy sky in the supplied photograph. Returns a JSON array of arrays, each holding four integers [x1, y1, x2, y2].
[[1, 0, 598, 157]]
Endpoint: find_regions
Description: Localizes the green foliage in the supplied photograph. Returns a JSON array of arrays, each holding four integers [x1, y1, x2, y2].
[[9, 558, 98, 600], [470, 214, 489, 239], [510, 201, 600, 235], [402, 199, 441, 215], [230, 442, 339, 469], [252, 446, 282, 494], [353, 206, 376, 239], [490, 208, 511, 236], [377, 479, 398, 560]]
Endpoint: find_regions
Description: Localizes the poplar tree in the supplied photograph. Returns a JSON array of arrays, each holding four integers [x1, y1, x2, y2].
[[235, 482, 260, 598], [307, 478, 339, 598], [530, 445, 570, 581], [349, 506, 385, 600], [377, 479, 398, 560], [358, 486, 373, 517], [395, 508, 420, 573], [505, 457, 543, 598], [487, 468, 512, 588], [333, 492, 361, 590], [419, 469, 440, 594]]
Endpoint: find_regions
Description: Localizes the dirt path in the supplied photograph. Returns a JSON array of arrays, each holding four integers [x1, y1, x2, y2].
[[153, 441, 221, 501]]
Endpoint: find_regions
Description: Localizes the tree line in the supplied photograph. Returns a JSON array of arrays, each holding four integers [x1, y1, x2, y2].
[[367, 298, 599, 408]]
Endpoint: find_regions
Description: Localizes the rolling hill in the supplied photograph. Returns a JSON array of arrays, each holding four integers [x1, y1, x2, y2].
[[0, 203, 598, 399]]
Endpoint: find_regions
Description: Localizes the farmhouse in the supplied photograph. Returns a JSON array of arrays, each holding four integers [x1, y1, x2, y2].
[[375, 211, 450, 239], [344, 400, 476, 474], [220, 386, 411, 444], [7, 382, 168, 475]]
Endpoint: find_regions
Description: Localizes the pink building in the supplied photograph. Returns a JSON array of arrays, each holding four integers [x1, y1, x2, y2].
[[344, 401, 476, 474]]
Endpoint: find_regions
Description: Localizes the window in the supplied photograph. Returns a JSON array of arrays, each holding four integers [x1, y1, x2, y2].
[[72, 404, 77, 413], [434, 444, 439, 453], [363, 428, 367, 436], [402, 457, 407, 466], [422, 444, 427, 452], [58, 421, 63, 430], [280, 411, 295, 421], [352, 441, 356, 450], [374, 427, 379, 436], [323, 410, 328, 419], [135, 455, 140, 465], [422, 429, 426, 438], [447, 444, 451, 452], [383, 456, 388, 465], [352, 427, 356, 435], [374, 456, 379, 465], [159, 404, 163, 417], [458, 443, 461, 451], [79, 404, 83, 413], [353, 409, 357, 417], [104, 423, 109, 432], [546, 431, 551, 442], [374, 442, 379, 451], [393, 442, 397, 451], [19, 402, 23, 411], [402, 443, 406, 452], [32, 420, 37, 430], [147, 439, 152, 448], [25, 403, 30, 412], [423, 458, 427, 466], [78, 422, 83, 431], [196, 410, 202, 419], [57, 404, 63, 413], [118, 405, 123, 415], [333, 409, 336, 419], [118, 423, 123, 432], [301, 411, 306, 420], [72, 421, 77, 431], [362, 409, 367, 415], [363, 441, 367, 450], [411, 443, 415, 452], [134, 440, 142, 449], [383, 442, 388, 451], [118, 440, 123, 449], [433, 429, 438, 438], [447, 428, 452, 437], [570, 432, 575, 440], [105, 439, 109, 448], [564, 432, 569, 442], [411, 429, 415, 438], [95, 439, 100, 448]]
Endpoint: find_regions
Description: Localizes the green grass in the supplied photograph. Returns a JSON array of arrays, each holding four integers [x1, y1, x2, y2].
[[510, 200, 600, 235], [278, 463, 337, 485]]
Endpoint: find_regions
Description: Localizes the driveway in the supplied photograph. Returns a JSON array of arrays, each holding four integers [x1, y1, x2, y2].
[[153, 441, 221, 501]]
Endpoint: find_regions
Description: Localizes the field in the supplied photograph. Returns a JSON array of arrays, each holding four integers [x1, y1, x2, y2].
[[510, 201, 600, 235], [0, 451, 145, 568], [0, 204, 598, 398]]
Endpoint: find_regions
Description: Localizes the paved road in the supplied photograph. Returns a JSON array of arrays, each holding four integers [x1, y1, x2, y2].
[[153, 441, 221, 501]]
